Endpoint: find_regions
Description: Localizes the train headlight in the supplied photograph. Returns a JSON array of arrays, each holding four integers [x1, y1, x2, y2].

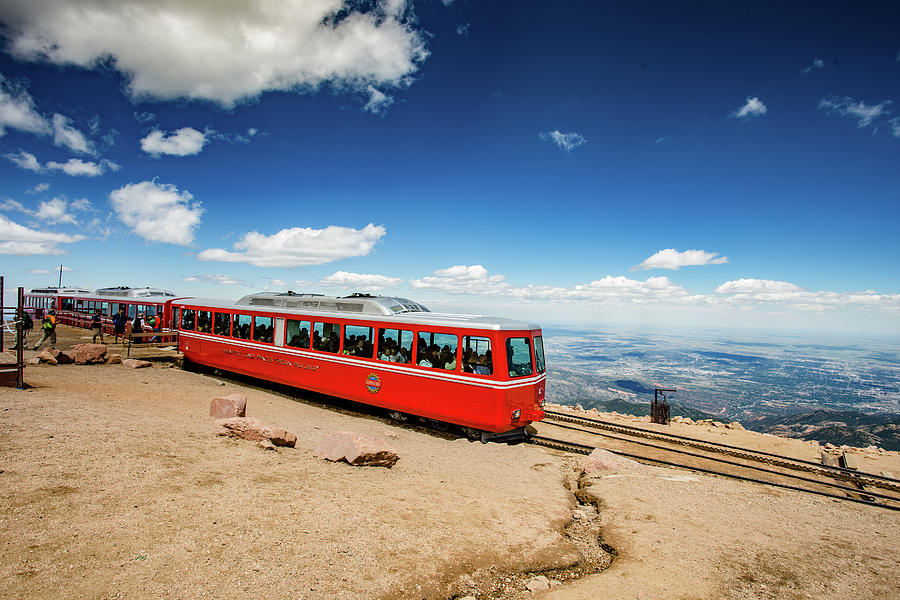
[[512, 409, 521, 420]]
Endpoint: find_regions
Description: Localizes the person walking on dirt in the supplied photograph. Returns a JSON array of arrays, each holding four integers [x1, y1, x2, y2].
[[8, 309, 33, 350], [91, 309, 104, 343], [33, 309, 57, 351]]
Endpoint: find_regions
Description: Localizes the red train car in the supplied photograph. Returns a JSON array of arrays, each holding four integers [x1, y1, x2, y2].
[[24, 286, 179, 334], [173, 292, 546, 439]]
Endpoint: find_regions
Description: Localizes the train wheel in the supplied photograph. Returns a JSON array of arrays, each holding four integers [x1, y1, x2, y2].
[[461, 427, 481, 441]]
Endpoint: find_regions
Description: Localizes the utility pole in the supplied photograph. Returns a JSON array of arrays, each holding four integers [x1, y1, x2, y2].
[[58, 264, 63, 288]]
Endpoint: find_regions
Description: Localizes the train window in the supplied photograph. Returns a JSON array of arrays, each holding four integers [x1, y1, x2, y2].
[[312, 321, 341, 353], [101, 302, 109, 314], [173, 307, 180, 328], [463, 336, 493, 375], [416, 331, 458, 370], [343, 325, 374, 359], [197, 311, 212, 333], [534, 336, 546, 373], [377, 328, 412, 364], [285, 319, 311, 348], [145, 305, 157, 317], [76, 299, 84, 312], [233, 314, 252, 340], [213, 312, 231, 336], [180, 309, 196, 330], [505, 337, 534, 378], [253, 316, 274, 343]]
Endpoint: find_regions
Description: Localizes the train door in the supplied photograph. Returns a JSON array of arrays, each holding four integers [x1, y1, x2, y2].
[[274, 318, 285, 347]]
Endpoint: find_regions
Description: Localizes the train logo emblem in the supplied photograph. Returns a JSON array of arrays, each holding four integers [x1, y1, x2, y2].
[[365, 373, 382, 394]]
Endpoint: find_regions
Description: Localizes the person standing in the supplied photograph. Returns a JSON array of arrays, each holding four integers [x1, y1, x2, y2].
[[32, 309, 57, 351], [113, 308, 126, 343], [132, 313, 144, 344], [8, 309, 33, 350], [91, 309, 104, 343]]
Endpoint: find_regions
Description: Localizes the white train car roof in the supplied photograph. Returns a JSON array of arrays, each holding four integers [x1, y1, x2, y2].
[[174, 292, 541, 332], [29, 286, 92, 295]]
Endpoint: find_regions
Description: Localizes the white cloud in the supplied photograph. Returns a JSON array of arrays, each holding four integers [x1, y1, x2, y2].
[[319, 270, 404, 291], [183, 273, 249, 286], [632, 248, 729, 271], [456, 23, 470, 36], [888, 116, 900, 138], [539, 130, 587, 153], [713, 278, 900, 313], [1, 1, 429, 108], [0, 198, 26, 212], [363, 86, 393, 114], [69, 197, 91, 211], [801, 58, 824, 75], [4, 150, 41, 171], [0, 213, 85, 255], [818, 96, 891, 129], [28, 182, 50, 194], [141, 127, 207, 156], [51, 113, 94, 155], [46, 158, 105, 176], [411, 264, 510, 295], [198, 223, 386, 268], [34, 197, 77, 224], [0, 74, 51, 136], [109, 180, 203, 245], [27, 268, 50, 274], [730, 96, 767, 119]]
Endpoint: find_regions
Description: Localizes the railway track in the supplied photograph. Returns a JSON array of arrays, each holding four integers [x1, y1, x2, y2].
[[530, 410, 900, 512]]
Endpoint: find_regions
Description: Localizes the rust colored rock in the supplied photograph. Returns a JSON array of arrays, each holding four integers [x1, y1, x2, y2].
[[107, 354, 123, 364], [36, 351, 58, 365], [122, 359, 152, 369], [583, 448, 650, 475], [72, 343, 107, 365], [210, 393, 247, 419], [313, 431, 399, 468], [214, 417, 297, 448], [48, 349, 74, 364]]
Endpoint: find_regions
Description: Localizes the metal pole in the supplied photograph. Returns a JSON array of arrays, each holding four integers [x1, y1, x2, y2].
[[1, 275, 4, 350], [58, 265, 63, 288], [16, 287, 24, 389]]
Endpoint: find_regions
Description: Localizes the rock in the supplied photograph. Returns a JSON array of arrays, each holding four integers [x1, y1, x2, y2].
[[584, 448, 650, 475], [728, 421, 745, 430], [106, 354, 122, 364], [682, 417, 694, 425], [210, 394, 247, 419], [257, 439, 276, 451], [36, 351, 58, 365], [72, 343, 107, 365], [122, 359, 152, 369], [314, 431, 399, 468], [214, 417, 297, 448], [525, 576, 550, 593], [48, 349, 74, 364], [574, 404, 584, 411], [26, 357, 40, 365]]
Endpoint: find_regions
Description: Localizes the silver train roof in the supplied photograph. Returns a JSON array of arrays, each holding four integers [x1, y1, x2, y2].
[[176, 292, 541, 331]]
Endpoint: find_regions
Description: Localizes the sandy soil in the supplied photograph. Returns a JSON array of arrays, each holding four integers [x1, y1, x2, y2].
[[1, 326, 898, 599]]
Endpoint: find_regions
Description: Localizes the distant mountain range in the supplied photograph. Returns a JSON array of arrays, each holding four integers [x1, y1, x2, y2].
[[746, 409, 900, 451], [563, 401, 900, 451]]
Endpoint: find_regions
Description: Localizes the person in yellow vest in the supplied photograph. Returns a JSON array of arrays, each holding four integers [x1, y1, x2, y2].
[[32, 309, 57, 351]]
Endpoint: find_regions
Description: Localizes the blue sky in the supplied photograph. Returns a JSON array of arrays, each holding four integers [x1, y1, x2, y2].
[[0, 0, 898, 336]]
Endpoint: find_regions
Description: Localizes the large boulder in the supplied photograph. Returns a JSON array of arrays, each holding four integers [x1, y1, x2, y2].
[[106, 354, 122, 364], [122, 358, 152, 369], [36, 351, 58, 365], [314, 431, 399, 468], [210, 394, 247, 419], [214, 417, 297, 448], [72, 343, 107, 365]]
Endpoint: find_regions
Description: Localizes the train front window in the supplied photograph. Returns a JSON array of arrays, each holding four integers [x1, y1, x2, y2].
[[180, 309, 196, 330], [344, 325, 374, 359], [378, 328, 412, 364], [313, 321, 341, 353], [463, 336, 493, 375], [233, 314, 252, 339], [534, 335, 546, 373], [506, 337, 534, 378], [253, 316, 274, 343], [197, 311, 212, 333], [416, 331, 458, 370], [213, 312, 231, 336], [286, 319, 311, 348]]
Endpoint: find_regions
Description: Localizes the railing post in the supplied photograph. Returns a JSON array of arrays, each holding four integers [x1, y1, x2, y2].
[[16, 287, 24, 389]]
